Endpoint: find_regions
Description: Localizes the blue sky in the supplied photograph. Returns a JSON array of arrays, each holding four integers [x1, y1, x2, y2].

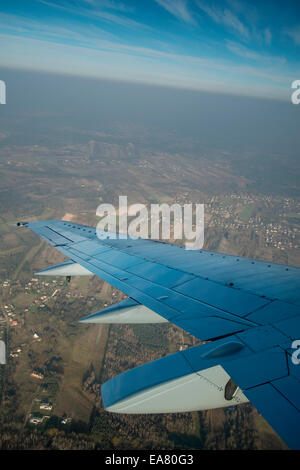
[[0, 0, 300, 100]]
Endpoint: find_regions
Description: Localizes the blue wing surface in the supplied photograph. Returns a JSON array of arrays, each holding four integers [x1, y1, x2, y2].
[[18, 220, 300, 449]]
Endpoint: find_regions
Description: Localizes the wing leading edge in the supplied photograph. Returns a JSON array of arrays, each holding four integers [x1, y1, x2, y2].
[[18, 220, 300, 449]]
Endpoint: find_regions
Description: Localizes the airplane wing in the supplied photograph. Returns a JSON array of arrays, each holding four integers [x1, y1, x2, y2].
[[18, 219, 300, 449]]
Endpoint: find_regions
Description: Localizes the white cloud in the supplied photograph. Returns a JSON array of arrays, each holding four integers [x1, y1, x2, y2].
[[0, 32, 295, 101], [81, 0, 131, 12], [155, 0, 196, 25], [0, 11, 117, 42], [39, 0, 148, 30], [285, 25, 300, 46], [264, 28, 272, 45], [226, 40, 285, 65], [196, 1, 249, 39], [0, 7, 297, 102]]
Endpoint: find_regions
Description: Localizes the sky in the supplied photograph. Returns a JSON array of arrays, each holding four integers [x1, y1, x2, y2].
[[0, 0, 300, 101]]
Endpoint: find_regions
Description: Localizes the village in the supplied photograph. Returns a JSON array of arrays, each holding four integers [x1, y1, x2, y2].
[[204, 194, 299, 252], [0, 276, 74, 426]]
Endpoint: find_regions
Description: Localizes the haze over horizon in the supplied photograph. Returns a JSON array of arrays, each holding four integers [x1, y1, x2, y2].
[[0, 67, 299, 158], [0, 0, 300, 101], [0, 1, 299, 194]]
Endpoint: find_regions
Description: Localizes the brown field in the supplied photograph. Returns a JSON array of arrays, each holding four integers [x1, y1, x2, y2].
[[54, 323, 109, 422]]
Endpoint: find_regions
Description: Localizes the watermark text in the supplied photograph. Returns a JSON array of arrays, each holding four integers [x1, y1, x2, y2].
[[291, 80, 300, 105], [0, 80, 6, 104], [96, 196, 204, 250]]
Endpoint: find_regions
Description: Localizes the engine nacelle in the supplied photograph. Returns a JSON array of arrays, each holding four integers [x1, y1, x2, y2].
[[101, 338, 249, 414], [35, 261, 92, 276], [79, 298, 168, 324]]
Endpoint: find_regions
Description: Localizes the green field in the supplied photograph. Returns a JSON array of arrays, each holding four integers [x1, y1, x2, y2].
[[239, 204, 254, 220]]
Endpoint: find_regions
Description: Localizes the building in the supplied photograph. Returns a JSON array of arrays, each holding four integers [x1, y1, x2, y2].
[[31, 370, 44, 380], [29, 416, 43, 425], [40, 399, 52, 411]]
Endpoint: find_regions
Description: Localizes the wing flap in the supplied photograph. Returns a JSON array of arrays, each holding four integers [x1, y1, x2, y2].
[[272, 375, 300, 412], [245, 383, 300, 450], [222, 347, 288, 389]]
